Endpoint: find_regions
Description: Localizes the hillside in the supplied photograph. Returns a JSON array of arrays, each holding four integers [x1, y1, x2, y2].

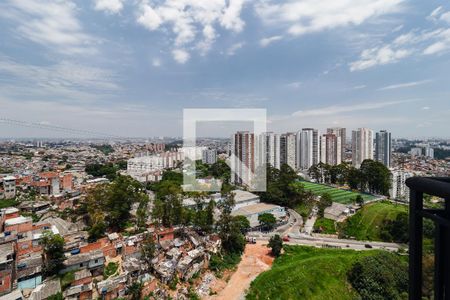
[[339, 201, 407, 241], [246, 246, 380, 300]]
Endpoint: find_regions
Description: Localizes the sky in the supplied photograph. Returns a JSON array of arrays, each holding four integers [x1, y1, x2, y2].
[[0, 0, 449, 139]]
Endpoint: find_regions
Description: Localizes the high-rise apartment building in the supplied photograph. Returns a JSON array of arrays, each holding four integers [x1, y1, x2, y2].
[[352, 128, 374, 168], [327, 127, 346, 161], [425, 146, 434, 159], [280, 132, 296, 170], [262, 132, 281, 169], [202, 149, 217, 165], [375, 130, 392, 167], [320, 133, 342, 165], [297, 128, 320, 170], [390, 169, 412, 200], [231, 131, 255, 186]]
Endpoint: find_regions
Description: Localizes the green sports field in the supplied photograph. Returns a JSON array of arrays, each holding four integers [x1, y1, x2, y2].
[[300, 181, 378, 204]]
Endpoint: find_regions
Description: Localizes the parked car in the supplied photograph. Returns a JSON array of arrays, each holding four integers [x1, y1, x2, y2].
[[282, 236, 290, 242], [364, 244, 373, 248]]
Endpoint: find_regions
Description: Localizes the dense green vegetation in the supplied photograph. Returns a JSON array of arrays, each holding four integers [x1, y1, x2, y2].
[[434, 148, 450, 160], [209, 252, 242, 274], [308, 159, 392, 196], [339, 201, 407, 241], [85, 175, 148, 239], [348, 252, 408, 299], [85, 162, 122, 180], [41, 231, 65, 276], [0, 198, 19, 209], [259, 164, 314, 209], [258, 213, 276, 230], [246, 246, 380, 300], [91, 144, 115, 155], [300, 181, 376, 204], [314, 218, 336, 234], [268, 234, 283, 257], [104, 262, 119, 278]]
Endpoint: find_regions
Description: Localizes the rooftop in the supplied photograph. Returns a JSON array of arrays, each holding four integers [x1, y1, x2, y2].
[[231, 190, 260, 203], [4, 216, 32, 226], [231, 202, 282, 216]]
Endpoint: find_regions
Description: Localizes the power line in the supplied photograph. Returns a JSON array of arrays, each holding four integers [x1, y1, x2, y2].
[[0, 117, 123, 139]]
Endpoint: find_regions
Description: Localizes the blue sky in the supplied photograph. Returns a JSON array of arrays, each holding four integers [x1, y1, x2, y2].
[[0, 0, 449, 138]]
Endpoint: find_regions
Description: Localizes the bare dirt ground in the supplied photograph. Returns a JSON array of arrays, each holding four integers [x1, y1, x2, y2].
[[205, 241, 274, 300]]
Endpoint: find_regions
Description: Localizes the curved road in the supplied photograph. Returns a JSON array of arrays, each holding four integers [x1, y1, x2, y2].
[[247, 208, 404, 252]]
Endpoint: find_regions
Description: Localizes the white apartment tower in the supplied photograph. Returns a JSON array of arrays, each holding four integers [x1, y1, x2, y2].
[[280, 133, 296, 170], [297, 128, 320, 170], [375, 130, 392, 168], [390, 170, 412, 201], [327, 127, 346, 161], [262, 132, 281, 169], [202, 149, 217, 165], [320, 134, 342, 165], [231, 131, 255, 186], [352, 128, 374, 168]]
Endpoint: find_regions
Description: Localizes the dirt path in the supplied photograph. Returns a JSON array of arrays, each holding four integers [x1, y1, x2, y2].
[[206, 242, 274, 300]]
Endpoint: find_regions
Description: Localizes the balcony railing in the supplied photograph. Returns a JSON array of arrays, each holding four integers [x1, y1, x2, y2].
[[406, 177, 450, 300]]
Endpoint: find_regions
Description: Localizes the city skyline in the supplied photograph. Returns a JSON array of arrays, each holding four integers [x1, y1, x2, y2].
[[0, 0, 450, 138]]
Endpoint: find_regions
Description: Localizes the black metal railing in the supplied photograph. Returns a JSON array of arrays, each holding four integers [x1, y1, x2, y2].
[[406, 177, 450, 300]]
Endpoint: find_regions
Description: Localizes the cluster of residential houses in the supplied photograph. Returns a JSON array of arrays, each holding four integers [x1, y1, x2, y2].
[[0, 201, 224, 300]]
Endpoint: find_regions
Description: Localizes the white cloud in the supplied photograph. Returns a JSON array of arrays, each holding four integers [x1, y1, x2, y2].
[[286, 81, 301, 88], [0, 56, 119, 101], [136, 0, 246, 62], [427, 6, 443, 21], [422, 106, 430, 110], [172, 49, 190, 64], [255, 0, 404, 36], [0, 0, 96, 55], [152, 58, 162, 67], [94, 0, 124, 14], [220, 0, 246, 32], [378, 79, 432, 91], [137, 1, 162, 30], [423, 29, 450, 55], [226, 42, 244, 56], [292, 99, 416, 117], [260, 35, 283, 47], [350, 45, 411, 71], [441, 12, 450, 24], [350, 27, 450, 71]]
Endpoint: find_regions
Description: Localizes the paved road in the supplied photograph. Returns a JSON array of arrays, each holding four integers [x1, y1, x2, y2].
[[249, 233, 403, 251], [302, 206, 317, 235]]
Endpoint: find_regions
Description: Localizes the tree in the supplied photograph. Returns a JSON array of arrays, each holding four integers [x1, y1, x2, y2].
[[355, 195, 364, 206], [106, 176, 148, 230], [359, 159, 392, 195], [41, 231, 65, 276], [141, 233, 157, 267], [258, 213, 277, 231], [317, 193, 333, 217], [268, 234, 283, 257], [233, 215, 250, 233], [136, 198, 149, 230], [127, 280, 144, 300], [85, 176, 149, 234], [348, 252, 408, 299], [217, 193, 245, 254], [347, 167, 362, 190], [381, 212, 409, 243]]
